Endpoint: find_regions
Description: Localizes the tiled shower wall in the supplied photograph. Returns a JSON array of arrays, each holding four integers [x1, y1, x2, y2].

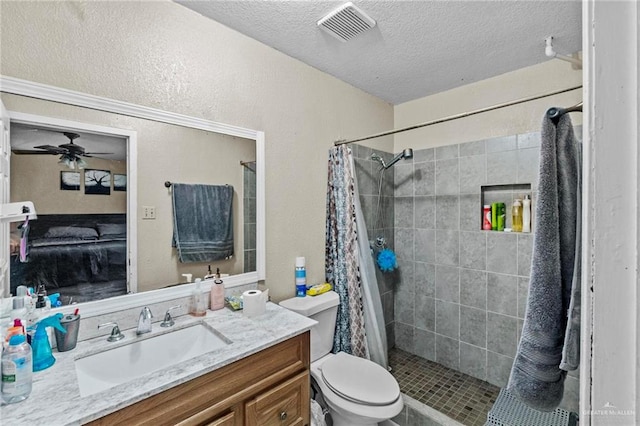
[[353, 127, 580, 413]]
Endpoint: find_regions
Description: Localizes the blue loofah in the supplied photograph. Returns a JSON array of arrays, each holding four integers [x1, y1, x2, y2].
[[377, 248, 397, 272]]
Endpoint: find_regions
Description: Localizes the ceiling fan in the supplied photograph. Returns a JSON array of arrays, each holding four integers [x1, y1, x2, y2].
[[13, 131, 113, 158], [12, 131, 113, 169]]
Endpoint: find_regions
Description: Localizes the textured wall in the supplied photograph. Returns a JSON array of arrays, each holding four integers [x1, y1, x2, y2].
[[0, 0, 394, 300], [393, 59, 582, 151]]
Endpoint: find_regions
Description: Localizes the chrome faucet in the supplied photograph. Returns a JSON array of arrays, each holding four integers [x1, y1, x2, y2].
[[136, 307, 153, 335], [98, 321, 125, 342]]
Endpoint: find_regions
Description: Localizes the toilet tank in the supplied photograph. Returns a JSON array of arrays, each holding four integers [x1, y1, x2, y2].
[[279, 291, 339, 362]]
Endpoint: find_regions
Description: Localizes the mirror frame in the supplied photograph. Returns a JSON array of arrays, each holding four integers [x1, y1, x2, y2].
[[0, 76, 265, 317]]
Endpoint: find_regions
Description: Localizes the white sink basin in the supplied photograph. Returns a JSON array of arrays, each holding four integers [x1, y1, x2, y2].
[[75, 323, 230, 397]]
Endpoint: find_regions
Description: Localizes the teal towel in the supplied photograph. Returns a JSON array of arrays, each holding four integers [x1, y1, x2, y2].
[[171, 183, 234, 263]]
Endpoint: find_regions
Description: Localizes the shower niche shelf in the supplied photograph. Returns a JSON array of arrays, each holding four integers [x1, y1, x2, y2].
[[480, 183, 532, 232]]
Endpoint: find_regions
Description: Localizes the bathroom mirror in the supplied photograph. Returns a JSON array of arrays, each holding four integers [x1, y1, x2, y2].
[[1, 77, 265, 306]]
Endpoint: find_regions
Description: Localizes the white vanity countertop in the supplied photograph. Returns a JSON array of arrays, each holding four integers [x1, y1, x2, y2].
[[0, 302, 316, 425]]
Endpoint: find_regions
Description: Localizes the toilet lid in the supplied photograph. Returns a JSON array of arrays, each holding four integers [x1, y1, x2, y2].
[[320, 352, 400, 406]]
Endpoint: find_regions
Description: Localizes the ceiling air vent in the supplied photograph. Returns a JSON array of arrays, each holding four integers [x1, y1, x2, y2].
[[317, 2, 376, 42]]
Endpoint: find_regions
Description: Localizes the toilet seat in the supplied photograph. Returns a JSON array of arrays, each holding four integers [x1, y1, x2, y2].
[[320, 352, 400, 406]]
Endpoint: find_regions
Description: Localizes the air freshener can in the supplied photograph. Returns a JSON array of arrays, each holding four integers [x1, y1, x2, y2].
[[295, 257, 306, 297]]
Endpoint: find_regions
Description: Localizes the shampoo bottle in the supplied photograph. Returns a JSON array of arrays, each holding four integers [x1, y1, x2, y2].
[[210, 268, 225, 311], [511, 199, 523, 232], [189, 278, 207, 317], [522, 195, 532, 233]]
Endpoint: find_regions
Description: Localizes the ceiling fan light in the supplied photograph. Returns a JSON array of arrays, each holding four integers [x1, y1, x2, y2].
[[76, 158, 87, 169], [58, 154, 76, 169]]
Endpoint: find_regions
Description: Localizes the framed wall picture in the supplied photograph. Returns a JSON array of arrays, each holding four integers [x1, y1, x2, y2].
[[60, 171, 81, 191], [113, 173, 127, 191], [85, 169, 111, 195]]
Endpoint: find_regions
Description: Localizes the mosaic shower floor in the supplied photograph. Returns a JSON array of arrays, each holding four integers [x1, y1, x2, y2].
[[389, 348, 500, 426]]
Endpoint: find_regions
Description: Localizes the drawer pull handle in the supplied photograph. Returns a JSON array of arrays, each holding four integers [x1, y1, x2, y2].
[[280, 411, 288, 421]]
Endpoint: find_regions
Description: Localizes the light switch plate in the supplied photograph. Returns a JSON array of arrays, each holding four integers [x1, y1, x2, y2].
[[142, 206, 156, 220]]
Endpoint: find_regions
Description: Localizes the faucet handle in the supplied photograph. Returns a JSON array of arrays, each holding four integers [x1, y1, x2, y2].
[[160, 305, 182, 328], [141, 306, 153, 318], [98, 321, 125, 342]]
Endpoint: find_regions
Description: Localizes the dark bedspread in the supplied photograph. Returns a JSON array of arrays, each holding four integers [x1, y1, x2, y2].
[[10, 214, 127, 298]]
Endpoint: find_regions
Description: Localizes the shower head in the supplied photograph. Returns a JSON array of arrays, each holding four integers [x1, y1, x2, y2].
[[383, 148, 413, 169]]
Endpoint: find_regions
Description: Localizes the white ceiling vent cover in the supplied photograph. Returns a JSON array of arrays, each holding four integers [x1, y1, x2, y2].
[[317, 2, 376, 42]]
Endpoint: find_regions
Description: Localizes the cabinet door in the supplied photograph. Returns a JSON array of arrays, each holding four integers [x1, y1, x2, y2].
[[245, 371, 309, 426]]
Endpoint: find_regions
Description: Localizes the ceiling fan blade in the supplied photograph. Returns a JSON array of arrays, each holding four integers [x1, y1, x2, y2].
[[83, 152, 114, 156], [12, 150, 58, 155], [32, 145, 68, 154]]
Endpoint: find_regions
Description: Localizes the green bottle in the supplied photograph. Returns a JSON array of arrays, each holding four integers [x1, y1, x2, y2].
[[491, 203, 498, 230]]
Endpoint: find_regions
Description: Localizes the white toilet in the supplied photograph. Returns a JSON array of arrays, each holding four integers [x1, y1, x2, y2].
[[280, 291, 403, 426]]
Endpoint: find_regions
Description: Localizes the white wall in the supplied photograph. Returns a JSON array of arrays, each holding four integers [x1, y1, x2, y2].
[[0, 0, 394, 301], [394, 59, 582, 150], [584, 1, 639, 425]]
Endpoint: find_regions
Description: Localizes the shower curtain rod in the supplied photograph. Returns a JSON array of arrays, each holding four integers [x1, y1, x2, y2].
[[334, 84, 583, 146]]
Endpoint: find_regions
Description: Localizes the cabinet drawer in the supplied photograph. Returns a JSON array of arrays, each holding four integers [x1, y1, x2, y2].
[[177, 406, 240, 426], [245, 371, 309, 426], [203, 410, 236, 426]]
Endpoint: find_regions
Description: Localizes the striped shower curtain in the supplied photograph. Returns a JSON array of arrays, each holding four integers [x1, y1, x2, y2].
[[325, 145, 368, 358]]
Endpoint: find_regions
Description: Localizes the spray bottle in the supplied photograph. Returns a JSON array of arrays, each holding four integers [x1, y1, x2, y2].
[[31, 313, 66, 372]]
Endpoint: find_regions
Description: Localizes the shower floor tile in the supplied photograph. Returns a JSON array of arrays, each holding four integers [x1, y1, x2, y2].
[[389, 348, 500, 426]]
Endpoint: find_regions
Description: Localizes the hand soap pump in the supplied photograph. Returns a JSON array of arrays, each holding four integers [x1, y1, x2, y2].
[[210, 268, 225, 311], [31, 313, 66, 372], [189, 278, 207, 317]]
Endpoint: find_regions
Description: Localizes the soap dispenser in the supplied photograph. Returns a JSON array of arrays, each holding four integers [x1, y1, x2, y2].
[[189, 278, 207, 317], [31, 313, 66, 372], [210, 268, 225, 311]]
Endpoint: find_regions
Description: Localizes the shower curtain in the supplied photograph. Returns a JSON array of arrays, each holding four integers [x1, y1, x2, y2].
[[325, 145, 388, 368]]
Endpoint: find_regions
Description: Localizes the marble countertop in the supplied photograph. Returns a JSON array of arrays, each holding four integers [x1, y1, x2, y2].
[[1, 302, 316, 426]]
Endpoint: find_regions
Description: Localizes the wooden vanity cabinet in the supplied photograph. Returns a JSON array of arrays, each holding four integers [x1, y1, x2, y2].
[[86, 332, 310, 426]]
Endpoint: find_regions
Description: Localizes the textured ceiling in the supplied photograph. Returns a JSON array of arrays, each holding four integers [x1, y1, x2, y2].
[[175, 1, 582, 105]]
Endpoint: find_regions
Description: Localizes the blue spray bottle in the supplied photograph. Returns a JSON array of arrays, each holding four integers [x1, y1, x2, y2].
[[32, 313, 66, 372]]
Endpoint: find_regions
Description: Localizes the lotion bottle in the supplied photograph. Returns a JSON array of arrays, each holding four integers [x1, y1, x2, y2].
[[210, 268, 225, 311]]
